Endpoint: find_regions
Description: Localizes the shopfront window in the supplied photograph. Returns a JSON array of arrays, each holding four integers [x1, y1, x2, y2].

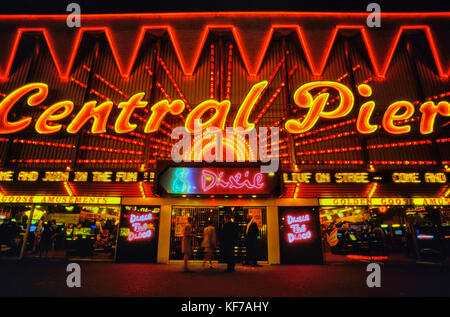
[[405, 206, 447, 262], [24, 204, 120, 260], [0, 205, 32, 258], [169, 206, 268, 263], [320, 205, 449, 263], [320, 206, 406, 262]]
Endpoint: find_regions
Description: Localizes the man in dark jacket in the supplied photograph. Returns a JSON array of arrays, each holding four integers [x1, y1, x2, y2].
[[221, 214, 239, 272], [245, 213, 261, 267]]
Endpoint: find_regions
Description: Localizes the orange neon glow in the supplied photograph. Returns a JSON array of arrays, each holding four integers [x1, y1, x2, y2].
[[419, 101, 450, 134], [185, 100, 230, 133], [357, 102, 377, 134], [36, 101, 73, 134], [356, 84, 377, 134], [233, 81, 267, 131], [66, 100, 113, 134], [357, 84, 372, 98], [187, 133, 253, 162], [144, 99, 185, 133], [275, 25, 338, 77], [382, 101, 415, 134], [0, 14, 447, 80], [115, 92, 147, 134], [285, 81, 354, 134], [0, 83, 48, 134]]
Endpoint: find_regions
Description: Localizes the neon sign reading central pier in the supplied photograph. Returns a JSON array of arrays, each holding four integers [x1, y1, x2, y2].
[[0, 81, 447, 136]]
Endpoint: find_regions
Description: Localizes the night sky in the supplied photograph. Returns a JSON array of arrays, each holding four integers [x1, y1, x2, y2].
[[0, 0, 447, 14]]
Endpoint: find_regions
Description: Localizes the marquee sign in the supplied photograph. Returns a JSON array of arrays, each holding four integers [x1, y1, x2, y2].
[[319, 197, 450, 206], [159, 167, 277, 195], [283, 171, 448, 184], [0, 170, 155, 183], [0, 81, 448, 136], [0, 195, 121, 204]]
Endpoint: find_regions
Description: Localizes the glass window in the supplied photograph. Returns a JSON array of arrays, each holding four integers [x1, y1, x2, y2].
[[25, 204, 120, 260], [320, 206, 406, 262], [169, 206, 268, 262]]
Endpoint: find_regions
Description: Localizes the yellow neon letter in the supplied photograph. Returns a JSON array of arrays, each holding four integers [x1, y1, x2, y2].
[[115, 93, 148, 134], [67, 100, 113, 134], [285, 81, 354, 134], [144, 99, 185, 133], [419, 101, 450, 134], [0, 83, 48, 134], [382, 101, 415, 134], [356, 84, 378, 134], [185, 100, 230, 133], [36, 101, 73, 134], [233, 81, 267, 131]]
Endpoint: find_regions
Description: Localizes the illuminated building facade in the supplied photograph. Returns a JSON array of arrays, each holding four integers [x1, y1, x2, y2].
[[0, 12, 448, 264]]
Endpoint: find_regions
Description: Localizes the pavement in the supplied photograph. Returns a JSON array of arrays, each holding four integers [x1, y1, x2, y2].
[[0, 259, 449, 297]]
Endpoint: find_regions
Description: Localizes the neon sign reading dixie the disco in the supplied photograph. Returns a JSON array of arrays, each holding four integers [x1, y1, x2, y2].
[[286, 214, 312, 243], [127, 212, 153, 242], [0, 81, 448, 136]]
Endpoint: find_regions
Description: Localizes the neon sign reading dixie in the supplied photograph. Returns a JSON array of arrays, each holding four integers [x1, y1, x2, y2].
[[286, 214, 312, 243], [0, 81, 448, 136], [161, 167, 275, 195], [201, 170, 264, 192]]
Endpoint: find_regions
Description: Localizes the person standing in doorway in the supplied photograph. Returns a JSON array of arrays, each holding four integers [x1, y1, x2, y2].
[[245, 213, 261, 267], [201, 220, 217, 269], [221, 214, 238, 273], [182, 217, 194, 272], [39, 222, 53, 257]]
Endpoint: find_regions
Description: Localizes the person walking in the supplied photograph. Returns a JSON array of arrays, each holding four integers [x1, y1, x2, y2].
[[221, 214, 238, 273], [182, 217, 194, 272], [201, 220, 217, 269], [245, 213, 261, 267], [33, 218, 44, 254]]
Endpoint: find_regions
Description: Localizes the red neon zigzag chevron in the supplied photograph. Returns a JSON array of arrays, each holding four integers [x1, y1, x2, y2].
[[0, 12, 448, 81]]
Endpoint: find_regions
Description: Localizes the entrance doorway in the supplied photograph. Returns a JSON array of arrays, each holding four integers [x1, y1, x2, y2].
[[169, 205, 268, 263]]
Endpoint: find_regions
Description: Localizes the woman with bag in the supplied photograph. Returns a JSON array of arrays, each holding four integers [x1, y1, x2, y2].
[[201, 220, 216, 269], [182, 217, 194, 272]]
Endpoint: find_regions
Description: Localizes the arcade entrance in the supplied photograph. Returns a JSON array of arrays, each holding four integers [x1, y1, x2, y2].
[[169, 205, 268, 263], [320, 205, 450, 264]]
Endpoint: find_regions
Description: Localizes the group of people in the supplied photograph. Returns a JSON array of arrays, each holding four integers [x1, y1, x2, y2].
[[182, 213, 261, 272]]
